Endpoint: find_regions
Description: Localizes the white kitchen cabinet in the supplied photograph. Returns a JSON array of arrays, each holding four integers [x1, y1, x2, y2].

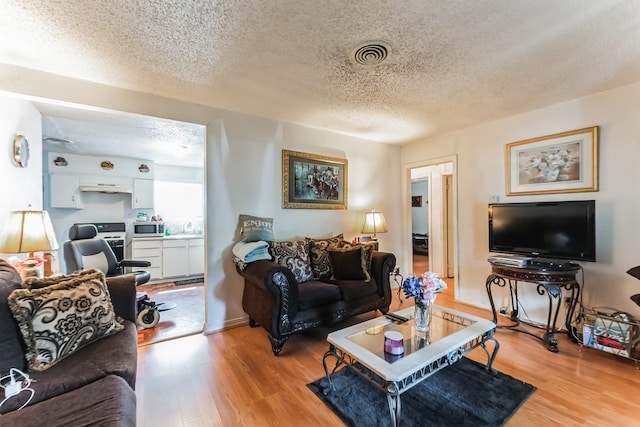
[[50, 174, 83, 208], [188, 238, 205, 276], [131, 238, 162, 280], [132, 179, 154, 209], [162, 239, 189, 278], [133, 237, 203, 280]]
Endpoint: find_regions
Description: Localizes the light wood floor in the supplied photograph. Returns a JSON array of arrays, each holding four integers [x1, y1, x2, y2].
[[136, 280, 640, 426], [412, 253, 429, 274], [137, 282, 205, 346]]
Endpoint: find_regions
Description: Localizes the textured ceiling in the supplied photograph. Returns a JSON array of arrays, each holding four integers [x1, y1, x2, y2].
[[35, 103, 206, 168], [2, 1, 640, 165]]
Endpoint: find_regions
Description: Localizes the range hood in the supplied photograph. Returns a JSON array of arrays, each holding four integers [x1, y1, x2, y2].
[[79, 183, 133, 193]]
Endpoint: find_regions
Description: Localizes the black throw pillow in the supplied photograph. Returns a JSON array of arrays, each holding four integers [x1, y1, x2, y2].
[[328, 247, 368, 281]]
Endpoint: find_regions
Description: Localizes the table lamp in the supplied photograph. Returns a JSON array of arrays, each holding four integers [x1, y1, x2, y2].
[[362, 209, 388, 240], [0, 207, 59, 278]]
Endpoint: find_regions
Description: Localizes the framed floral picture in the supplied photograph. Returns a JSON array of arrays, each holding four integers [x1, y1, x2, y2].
[[282, 149, 348, 209], [505, 126, 599, 196]]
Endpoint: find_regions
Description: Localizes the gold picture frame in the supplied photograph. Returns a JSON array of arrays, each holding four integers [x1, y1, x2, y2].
[[282, 149, 348, 209], [506, 126, 599, 196]]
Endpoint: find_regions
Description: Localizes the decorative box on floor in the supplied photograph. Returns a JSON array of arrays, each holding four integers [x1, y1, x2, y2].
[[579, 307, 640, 362]]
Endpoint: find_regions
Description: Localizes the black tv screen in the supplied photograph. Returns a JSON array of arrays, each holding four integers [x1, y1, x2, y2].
[[488, 200, 596, 262]]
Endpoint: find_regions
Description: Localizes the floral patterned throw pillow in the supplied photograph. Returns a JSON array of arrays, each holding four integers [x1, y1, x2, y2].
[[8, 269, 124, 371], [306, 234, 344, 280], [268, 240, 314, 283]]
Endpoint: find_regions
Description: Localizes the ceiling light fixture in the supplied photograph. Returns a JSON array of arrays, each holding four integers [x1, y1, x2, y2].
[[352, 41, 391, 66]]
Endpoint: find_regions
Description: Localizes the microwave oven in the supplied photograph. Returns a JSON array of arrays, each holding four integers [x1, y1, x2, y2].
[[133, 221, 165, 236]]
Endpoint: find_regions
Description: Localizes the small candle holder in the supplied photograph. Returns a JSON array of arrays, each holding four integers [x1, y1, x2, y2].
[[383, 331, 404, 355]]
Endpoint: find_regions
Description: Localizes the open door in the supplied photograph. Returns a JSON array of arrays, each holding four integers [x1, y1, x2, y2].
[[444, 174, 454, 278]]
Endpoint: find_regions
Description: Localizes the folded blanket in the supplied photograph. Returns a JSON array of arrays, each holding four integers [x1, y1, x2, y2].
[[232, 240, 271, 263]]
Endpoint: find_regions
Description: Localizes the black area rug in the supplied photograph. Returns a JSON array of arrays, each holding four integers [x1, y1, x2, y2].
[[307, 358, 535, 427]]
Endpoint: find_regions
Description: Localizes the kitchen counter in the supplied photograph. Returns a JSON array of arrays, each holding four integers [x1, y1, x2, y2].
[[164, 234, 204, 240], [132, 234, 204, 240], [130, 235, 204, 281]]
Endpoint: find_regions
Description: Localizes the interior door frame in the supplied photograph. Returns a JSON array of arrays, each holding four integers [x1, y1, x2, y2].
[[410, 175, 431, 258], [444, 174, 454, 278], [402, 155, 458, 297]]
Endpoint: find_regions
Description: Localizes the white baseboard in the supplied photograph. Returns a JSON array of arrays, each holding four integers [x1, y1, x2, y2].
[[204, 315, 249, 334]]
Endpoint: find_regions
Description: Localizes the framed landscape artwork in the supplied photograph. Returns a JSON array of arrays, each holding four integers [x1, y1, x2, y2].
[[505, 126, 599, 196], [282, 149, 348, 209]]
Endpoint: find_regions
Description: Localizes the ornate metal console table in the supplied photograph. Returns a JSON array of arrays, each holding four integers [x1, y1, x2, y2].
[[486, 262, 581, 352]]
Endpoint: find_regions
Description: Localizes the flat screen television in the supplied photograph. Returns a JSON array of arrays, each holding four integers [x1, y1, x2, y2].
[[488, 200, 596, 262]]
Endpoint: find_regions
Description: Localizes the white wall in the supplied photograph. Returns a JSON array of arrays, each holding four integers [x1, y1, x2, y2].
[[402, 81, 640, 322], [0, 95, 44, 263], [205, 111, 402, 331], [0, 95, 43, 214], [411, 180, 428, 234], [0, 66, 403, 333]]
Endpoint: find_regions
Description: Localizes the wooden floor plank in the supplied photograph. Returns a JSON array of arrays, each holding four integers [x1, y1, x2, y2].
[[136, 277, 640, 427]]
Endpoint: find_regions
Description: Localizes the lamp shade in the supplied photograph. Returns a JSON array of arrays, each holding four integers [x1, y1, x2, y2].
[[0, 209, 59, 254], [362, 210, 388, 238]]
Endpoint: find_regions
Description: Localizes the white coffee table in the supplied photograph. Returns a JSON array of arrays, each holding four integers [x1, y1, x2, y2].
[[322, 305, 499, 427]]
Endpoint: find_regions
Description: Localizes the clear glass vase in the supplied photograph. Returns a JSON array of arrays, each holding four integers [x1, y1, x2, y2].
[[413, 299, 432, 332]]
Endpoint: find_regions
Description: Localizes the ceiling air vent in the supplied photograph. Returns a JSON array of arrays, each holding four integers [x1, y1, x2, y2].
[[352, 41, 391, 65]]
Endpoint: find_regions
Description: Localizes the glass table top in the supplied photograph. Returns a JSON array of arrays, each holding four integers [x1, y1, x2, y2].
[[327, 304, 495, 380], [346, 305, 475, 363]]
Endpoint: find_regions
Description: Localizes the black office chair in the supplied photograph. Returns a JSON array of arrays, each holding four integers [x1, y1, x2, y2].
[[63, 224, 164, 328]]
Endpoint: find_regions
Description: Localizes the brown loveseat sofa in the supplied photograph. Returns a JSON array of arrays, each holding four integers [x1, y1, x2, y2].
[[0, 260, 137, 426], [236, 238, 396, 355]]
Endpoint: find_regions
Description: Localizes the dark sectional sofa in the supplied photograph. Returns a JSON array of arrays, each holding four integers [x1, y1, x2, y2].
[[236, 238, 396, 355], [0, 260, 137, 426]]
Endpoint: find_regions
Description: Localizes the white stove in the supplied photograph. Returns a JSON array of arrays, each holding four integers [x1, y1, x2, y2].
[[94, 223, 126, 240], [75, 222, 126, 261]]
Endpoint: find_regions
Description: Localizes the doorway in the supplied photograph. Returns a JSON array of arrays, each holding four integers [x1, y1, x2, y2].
[[411, 178, 430, 274], [32, 97, 208, 345], [444, 174, 454, 278], [408, 159, 456, 295], [138, 179, 206, 346]]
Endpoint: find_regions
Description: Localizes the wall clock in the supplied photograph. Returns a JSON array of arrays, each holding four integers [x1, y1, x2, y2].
[[13, 135, 29, 168]]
